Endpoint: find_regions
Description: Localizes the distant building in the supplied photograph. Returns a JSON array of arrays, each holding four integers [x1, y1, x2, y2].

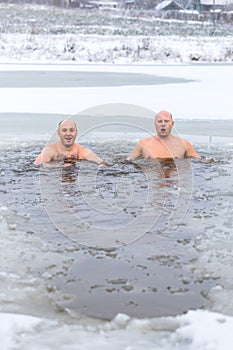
[[193, 0, 233, 11], [124, 0, 135, 9], [155, 0, 184, 11]]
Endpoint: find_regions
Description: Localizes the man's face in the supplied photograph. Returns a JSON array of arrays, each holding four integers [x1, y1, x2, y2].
[[57, 120, 77, 148], [154, 113, 174, 138]]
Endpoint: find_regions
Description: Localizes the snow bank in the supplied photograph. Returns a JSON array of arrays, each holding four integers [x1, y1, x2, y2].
[[0, 33, 232, 64], [1, 310, 233, 350]]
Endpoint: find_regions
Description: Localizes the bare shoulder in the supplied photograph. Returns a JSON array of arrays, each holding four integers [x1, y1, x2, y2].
[[139, 136, 155, 145], [180, 137, 200, 158], [170, 135, 184, 141], [42, 142, 59, 158], [180, 137, 193, 146], [170, 135, 190, 145], [44, 142, 60, 153], [46, 142, 58, 150]]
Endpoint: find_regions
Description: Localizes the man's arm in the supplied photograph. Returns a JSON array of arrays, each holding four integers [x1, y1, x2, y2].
[[127, 142, 143, 160], [184, 140, 200, 158], [84, 150, 104, 165], [34, 146, 55, 166]]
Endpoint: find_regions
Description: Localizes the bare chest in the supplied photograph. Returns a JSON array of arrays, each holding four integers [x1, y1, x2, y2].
[[142, 137, 186, 159]]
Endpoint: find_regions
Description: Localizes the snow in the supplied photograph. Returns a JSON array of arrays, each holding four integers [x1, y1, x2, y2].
[[0, 4, 233, 349], [0, 32, 233, 64], [0, 61, 233, 350], [0, 63, 232, 120], [175, 311, 233, 350], [1, 310, 233, 350], [0, 10, 232, 121]]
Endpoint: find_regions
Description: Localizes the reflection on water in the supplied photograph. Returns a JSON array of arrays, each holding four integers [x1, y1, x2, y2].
[[0, 137, 233, 319]]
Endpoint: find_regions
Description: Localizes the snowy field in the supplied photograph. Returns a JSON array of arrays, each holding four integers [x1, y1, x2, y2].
[[0, 3, 233, 64], [0, 3, 233, 350], [1, 31, 233, 64]]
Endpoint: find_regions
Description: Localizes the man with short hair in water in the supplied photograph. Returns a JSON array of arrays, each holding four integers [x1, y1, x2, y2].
[[127, 110, 200, 160], [34, 119, 103, 167]]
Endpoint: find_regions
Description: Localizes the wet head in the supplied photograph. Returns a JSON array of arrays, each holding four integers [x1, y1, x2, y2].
[[57, 119, 78, 148], [154, 110, 174, 138]]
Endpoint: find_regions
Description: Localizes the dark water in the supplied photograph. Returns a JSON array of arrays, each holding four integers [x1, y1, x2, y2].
[[1, 130, 232, 320]]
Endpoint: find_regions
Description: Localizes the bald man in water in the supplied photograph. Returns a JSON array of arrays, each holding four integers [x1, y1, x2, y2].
[[127, 110, 200, 160], [34, 119, 103, 167]]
